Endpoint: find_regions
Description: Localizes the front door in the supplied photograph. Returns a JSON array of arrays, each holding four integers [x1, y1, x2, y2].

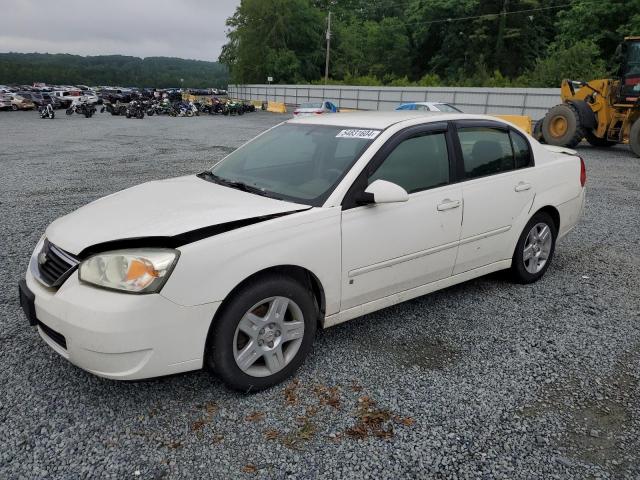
[[340, 124, 463, 311]]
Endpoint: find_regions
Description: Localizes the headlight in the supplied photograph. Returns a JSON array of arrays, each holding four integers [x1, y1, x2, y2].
[[79, 249, 179, 294]]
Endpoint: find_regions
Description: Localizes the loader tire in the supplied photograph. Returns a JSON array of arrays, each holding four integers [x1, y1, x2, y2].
[[542, 103, 584, 148], [533, 119, 544, 143], [630, 119, 640, 158], [584, 130, 616, 147]]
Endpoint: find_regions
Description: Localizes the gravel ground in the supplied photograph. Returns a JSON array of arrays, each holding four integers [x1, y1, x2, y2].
[[1, 110, 639, 479]]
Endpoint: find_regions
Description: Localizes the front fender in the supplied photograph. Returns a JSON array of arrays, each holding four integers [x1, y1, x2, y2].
[[160, 207, 342, 315]]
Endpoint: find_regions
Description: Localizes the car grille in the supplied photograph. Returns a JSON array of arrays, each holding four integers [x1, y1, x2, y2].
[[38, 320, 67, 349], [34, 239, 79, 288]]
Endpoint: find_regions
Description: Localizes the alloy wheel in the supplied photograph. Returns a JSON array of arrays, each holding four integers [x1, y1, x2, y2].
[[232, 296, 305, 378], [523, 222, 552, 274]]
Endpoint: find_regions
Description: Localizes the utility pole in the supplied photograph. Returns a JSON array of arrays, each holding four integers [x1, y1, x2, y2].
[[324, 12, 331, 85]]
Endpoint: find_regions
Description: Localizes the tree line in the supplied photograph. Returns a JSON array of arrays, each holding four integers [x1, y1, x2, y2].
[[0, 53, 229, 88], [220, 0, 640, 87]]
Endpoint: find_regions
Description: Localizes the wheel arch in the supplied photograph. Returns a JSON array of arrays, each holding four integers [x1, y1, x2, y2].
[[204, 264, 326, 359], [533, 205, 561, 233]]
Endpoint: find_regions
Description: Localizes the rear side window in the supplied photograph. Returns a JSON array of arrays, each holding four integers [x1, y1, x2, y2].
[[458, 127, 514, 179], [510, 131, 533, 168], [369, 132, 449, 194]]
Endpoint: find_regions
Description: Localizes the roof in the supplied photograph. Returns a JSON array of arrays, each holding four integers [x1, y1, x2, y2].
[[287, 111, 444, 129], [286, 111, 509, 130]]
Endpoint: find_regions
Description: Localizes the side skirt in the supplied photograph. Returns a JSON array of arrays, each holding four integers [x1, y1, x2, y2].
[[323, 259, 512, 328]]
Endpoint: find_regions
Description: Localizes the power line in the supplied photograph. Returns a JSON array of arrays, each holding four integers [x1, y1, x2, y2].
[[407, 3, 575, 27], [329, 2, 578, 28]]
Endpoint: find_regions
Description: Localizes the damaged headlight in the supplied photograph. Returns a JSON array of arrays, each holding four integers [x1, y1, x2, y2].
[[79, 249, 179, 294]]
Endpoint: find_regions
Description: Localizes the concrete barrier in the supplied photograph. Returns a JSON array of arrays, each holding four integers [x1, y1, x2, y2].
[[267, 101, 287, 113]]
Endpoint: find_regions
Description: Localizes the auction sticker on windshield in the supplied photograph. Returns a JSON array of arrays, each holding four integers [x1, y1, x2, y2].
[[336, 129, 380, 139]]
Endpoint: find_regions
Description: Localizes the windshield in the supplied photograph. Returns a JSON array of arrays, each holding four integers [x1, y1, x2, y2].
[[300, 102, 323, 109], [436, 103, 461, 113], [207, 124, 378, 205]]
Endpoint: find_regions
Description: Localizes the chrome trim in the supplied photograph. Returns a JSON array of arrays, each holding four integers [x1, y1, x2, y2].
[[31, 239, 79, 288]]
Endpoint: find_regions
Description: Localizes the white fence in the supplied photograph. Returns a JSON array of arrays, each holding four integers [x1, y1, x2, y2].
[[229, 84, 560, 120]]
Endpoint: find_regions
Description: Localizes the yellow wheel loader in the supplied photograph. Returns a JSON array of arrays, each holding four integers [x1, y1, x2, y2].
[[536, 37, 640, 156]]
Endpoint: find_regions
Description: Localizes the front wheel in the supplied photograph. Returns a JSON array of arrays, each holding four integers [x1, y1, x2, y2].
[[630, 118, 640, 157], [66, 108, 73, 115], [510, 212, 557, 284], [206, 274, 317, 391], [50, 112, 55, 119], [541, 103, 584, 148]]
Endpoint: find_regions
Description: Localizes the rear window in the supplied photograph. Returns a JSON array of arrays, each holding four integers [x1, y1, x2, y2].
[[458, 127, 515, 178], [300, 102, 322, 109]]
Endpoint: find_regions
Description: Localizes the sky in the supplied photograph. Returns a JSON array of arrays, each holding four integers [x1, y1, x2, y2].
[[0, 0, 241, 62]]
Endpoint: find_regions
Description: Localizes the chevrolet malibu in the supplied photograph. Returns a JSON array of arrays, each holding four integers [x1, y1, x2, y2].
[[19, 112, 586, 391]]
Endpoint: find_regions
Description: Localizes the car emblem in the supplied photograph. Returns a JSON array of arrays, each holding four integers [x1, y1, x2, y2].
[[37, 251, 47, 265]]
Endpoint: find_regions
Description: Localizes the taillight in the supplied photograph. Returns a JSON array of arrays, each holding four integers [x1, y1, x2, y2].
[[314, 110, 323, 115], [293, 111, 299, 115], [579, 156, 587, 187]]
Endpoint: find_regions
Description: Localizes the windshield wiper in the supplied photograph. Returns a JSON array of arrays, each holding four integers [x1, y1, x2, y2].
[[197, 171, 273, 198]]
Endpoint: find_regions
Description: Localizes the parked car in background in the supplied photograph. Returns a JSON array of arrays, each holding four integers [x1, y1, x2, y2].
[[18, 92, 46, 108], [9, 94, 35, 110], [19, 111, 586, 391], [396, 102, 463, 113], [293, 101, 339, 117], [0, 94, 12, 110]]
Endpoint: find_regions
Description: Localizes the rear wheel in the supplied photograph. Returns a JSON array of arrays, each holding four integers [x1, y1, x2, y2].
[[511, 212, 557, 284], [206, 274, 317, 391], [542, 103, 584, 148], [630, 119, 640, 157], [584, 130, 616, 147]]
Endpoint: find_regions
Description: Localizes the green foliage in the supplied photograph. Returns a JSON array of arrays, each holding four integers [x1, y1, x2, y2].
[[0, 53, 228, 88], [524, 40, 608, 87]]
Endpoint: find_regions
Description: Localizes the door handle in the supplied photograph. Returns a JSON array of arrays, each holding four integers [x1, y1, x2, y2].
[[514, 182, 532, 192], [437, 199, 461, 211]]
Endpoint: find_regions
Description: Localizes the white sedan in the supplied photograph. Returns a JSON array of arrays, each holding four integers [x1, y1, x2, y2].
[[19, 112, 586, 391]]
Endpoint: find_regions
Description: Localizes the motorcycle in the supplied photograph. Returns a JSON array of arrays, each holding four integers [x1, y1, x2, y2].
[[101, 101, 128, 116], [176, 101, 199, 117], [66, 100, 96, 118], [125, 99, 145, 119], [39, 104, 55, 119]]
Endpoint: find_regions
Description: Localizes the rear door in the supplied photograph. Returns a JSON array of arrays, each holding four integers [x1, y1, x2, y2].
[[452, 120, 536, 273]]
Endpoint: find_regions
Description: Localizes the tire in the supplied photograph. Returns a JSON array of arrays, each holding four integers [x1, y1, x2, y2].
[[66, 108, 73, 115], [532, 119, 544, 143], [541, 103, 584, 148], [137, 111, 144, 119], [206, 274, 317, 392], [126, 112, 131, 118], [11, 104, 18, 111], [51, 112, 55, 119], [630, 119, 640, 158], [510, 211, 557, 284], [584, 130, 616, 147]]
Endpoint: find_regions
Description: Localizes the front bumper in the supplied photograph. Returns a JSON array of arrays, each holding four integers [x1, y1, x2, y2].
[[23, 269, 220, 380]]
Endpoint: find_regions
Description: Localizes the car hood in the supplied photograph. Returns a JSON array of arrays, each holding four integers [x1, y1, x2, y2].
[[46, 174, 309, 256]]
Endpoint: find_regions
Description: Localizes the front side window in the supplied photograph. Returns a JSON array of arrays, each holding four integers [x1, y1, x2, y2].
[[208, 124, 376, 205], [458, 127, 515, 179], [368, 132, 449, 194]]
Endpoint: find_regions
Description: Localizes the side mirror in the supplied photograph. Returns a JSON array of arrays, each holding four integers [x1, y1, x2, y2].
[[358, 179, 409, 204]]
